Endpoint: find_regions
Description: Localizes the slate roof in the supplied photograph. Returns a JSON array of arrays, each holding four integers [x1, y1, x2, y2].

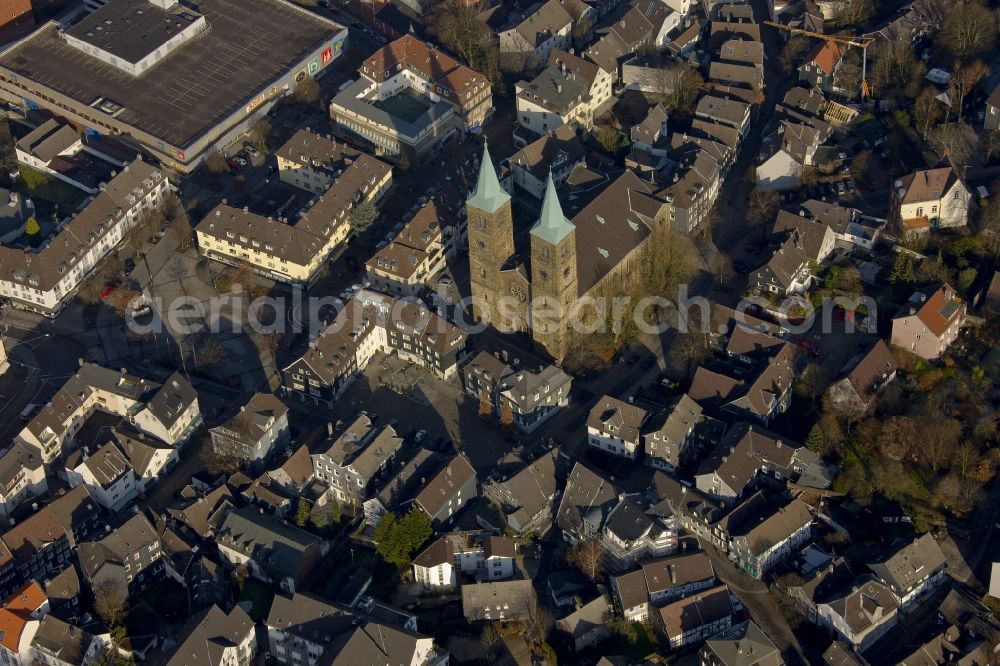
[[414, 453, 476, 519], [643, 552, 715, 596], [895, 166, 961, 205], [216, 506, 322, 580], [823, 578, 898, 634], [30, 616, 97, 665], [556, 462, 618, 538], [165, 604, 254, 666], [509, 0, 573, 49], [842, 341, 897, 404], [266, 592, 354, 645], [703, 620, 783, 666], [869, 534, 947, 595], [604, 499, 653, 542], [697, 422, 801, 496], [657, 584, 734, 638], [586, 395, 648, 444], [732, 498, 812, 556]]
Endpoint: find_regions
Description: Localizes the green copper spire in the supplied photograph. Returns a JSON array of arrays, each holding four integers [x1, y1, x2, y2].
[[466, 141, 510, 214], [530, 170, 574, 245]]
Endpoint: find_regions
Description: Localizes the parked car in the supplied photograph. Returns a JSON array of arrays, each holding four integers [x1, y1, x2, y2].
[[414, 430, 427, 443], [243, 143, 259, 157], [100, 284, 116, 299], [797, 340, 821, 356], [19, 403, 40, 421], [836, 181, 846, 195]]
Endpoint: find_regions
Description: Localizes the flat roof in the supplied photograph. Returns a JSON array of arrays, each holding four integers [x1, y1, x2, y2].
[[66, 0, 202, 65], [0, 0, 344, 149]]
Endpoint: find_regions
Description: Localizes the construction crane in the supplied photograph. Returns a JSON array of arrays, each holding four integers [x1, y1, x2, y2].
[[763, 21, 877, 99]]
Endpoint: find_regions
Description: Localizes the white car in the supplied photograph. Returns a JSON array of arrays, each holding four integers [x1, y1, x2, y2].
[[414, 429, 427, 443]]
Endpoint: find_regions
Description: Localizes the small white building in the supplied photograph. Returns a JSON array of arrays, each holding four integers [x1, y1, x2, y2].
[[890, 164, 971, 234], [413, 532, 517, 590], [65, 442, 137, 512], [586, 395, 649, 459]]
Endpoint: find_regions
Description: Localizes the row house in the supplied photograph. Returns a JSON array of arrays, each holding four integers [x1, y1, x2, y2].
[[209, 392, 290, 473], [602, 499, 678, 571], [366, 201, 447, 297], [515, 49, 615, 136], [18, 364, 199, 464], [0, 160, 168, 316], [869, 534, 947, 610], [78, 513, 164, 594], [282, 290, 468, 407], [612, 551, 716, 622], [311, 416, 403, 507], [499, 0, 574, 67], [653, 583, 735, 651], [462, 350, 572, 433], [484, 447, 563, 536], [363, 448, 441, 529], [506, 124, 586, 199], [0, 443, 47, 520], [586, 395, 649, 459], [413, 453, 477, 528]]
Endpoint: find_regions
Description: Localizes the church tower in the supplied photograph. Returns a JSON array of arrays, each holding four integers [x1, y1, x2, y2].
[[466, 142, 515, 325], [529, 171, 577, 360]]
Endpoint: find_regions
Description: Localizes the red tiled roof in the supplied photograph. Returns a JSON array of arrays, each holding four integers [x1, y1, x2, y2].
[[808, 40, 842, 75], [917, 285, 963, 337]]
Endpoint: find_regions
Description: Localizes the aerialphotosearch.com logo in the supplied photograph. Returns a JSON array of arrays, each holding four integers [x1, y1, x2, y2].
[[122, 283, 879, 340]]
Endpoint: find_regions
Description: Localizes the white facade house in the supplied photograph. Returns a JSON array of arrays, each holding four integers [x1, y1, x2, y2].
[[890, 165, 971, 233], [413, 533, 516, 590], [18, 365, 199, 464], [516, 50, 614, 135], [498, 0, 573, 66], [65, 442, 138, 512], [0, 160, 168, 316], [586, 396, 649, 459], [0, 442, 47, 519]]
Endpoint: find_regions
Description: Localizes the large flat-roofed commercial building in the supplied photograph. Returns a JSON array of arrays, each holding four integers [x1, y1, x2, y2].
[[0, 0, 348, 174], [330, 35, 492, 168]]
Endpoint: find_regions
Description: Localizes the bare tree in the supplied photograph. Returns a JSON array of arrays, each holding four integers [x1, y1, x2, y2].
[[567, 538, 605, 581], [929, 122, 980, 168], [779, 36, 811, 74], [247, 119, 272, 152], [480, 623, 504, 661], [910, 0, 955, 32], [913, 87, 942, 139], [594, 123, 623, 153], [192, 337, 226, 370], [204, 150, 228, 176], [294, 77, 321, 105], [93, 579, 128, 627], [839, 0, 873, 27], [746, 187, 780, 238], [110, 285, 143, 317], [651, 62, 703, 120], [947, 60, 989, 122], [939, 1, 997, 59]]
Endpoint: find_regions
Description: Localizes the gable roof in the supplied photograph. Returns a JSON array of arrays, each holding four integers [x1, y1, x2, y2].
[[165, 604, 254, 666], [703, 620, 783, 666], [805, 40, 842, 75], [657, 583, 734, 637], [697, 422, 801, 496], [869, 534, 947, 594], [414, 453, 476, 519], [586, 395, 648, 443], [842, 341, 897, 403], [556, 462, 618, 538], [512, 0, 573, 48], [895, 166, 961, 205]]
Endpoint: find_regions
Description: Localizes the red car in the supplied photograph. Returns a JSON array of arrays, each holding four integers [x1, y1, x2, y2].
[[797, 340, 821, 356], [100, 285, 116, 299]]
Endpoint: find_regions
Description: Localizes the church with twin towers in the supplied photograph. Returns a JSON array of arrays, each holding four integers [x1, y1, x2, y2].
[[466, 143, 672, 362]]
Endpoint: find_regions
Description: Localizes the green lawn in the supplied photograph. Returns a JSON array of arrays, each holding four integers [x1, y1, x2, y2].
[[16, 165, 88, 210], [238, 580, 274, 621]]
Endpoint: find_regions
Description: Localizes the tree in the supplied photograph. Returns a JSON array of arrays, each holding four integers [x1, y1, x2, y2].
[[910, 0, 955, 32], [194, 338, 226, 369], [826, 266, 863, 294], [779, 36, 810, 74], [480, 623, 504, 660], [349, 201, 379, 241], [870, 41, 923, 93], [939, 1, 996, 59], [650, 63, 703, 121], [234, 564, 250, 592], [794, 363, 827, 406], [499, 399, 515, 435], [429, 0, 500, 84], [947, 60, 989, 122], [604, 614, 640, 642], [295, 498, 311, 527], [958, 267, 977, 290], [204, 150, 228, 176], [172, 214, 194, 251], [374, 510, 433, 567], [839, 0, 873, 27], [247, 119, 272, 152], [913, 87, 942, 139], [929, 122, 980, 168], [746, 188, 780, 239], [25, 217, 40, 237], [294, 77, 321, 105], [594, 123, 623, 153], [916, 252, 950, 284], [93, 579, 128, 627], [110, 285, 143, 317], [806, 424, 827, 454], [918, 414, 963, 471], [567, 538, 605, 581], [0, 115, 15, 172], [479, 387, 493, 419], [311, 499, 340, 529], [889, 252, 914, 284]]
